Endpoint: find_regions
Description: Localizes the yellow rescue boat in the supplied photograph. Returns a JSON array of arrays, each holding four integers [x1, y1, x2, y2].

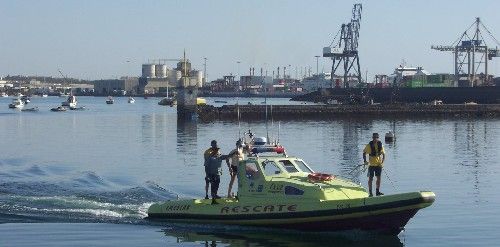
[[148, 145, 435, 234]]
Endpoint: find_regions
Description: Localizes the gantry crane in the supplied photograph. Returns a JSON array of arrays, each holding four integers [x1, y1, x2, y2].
[[323, 4, 363, 88], [431, 18, 500, 86]]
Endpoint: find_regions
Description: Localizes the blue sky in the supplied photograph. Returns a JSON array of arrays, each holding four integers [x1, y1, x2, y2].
[[1, 0, 500, 80]]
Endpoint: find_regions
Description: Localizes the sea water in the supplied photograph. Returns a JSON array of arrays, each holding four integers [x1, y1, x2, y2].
[[0, 96, 498, 246]]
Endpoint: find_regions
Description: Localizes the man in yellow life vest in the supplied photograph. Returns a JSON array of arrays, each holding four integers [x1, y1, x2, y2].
[[363, 133, 386, 197]]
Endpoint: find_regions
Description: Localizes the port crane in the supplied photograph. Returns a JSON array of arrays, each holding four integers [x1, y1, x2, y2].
[[431, 17, 500, 86], [323, 4, 363, 88], [58, 69, 73, 95]]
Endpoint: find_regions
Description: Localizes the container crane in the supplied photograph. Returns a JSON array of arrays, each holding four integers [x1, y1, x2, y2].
[[323, 4, 363, 88], [431, 17, 500, 86]]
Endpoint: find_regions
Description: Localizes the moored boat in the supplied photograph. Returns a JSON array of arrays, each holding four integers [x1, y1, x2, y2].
[[128, 97, 135, 103], [158, 97, 176, 106], [51, 106, 67, 112], [147, 139, 435, 234], [62, 95, 77, 108], [8, 98, 24, 109], [106, 96, 114, 104]]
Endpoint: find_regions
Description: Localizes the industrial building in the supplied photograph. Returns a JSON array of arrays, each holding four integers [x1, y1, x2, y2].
[[93, 77, 139, 95], [139, 59, 203, 94]]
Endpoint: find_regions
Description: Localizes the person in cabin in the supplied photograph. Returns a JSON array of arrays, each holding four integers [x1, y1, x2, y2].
[[203, 140, 226, 204], [225, 139, 244, 198], [363, 133, 386, 197]]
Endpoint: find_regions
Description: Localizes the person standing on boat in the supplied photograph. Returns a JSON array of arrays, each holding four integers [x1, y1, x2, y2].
[[225, 139, 244, 198], [363, 133, 386, 197], [204, 140, 224, 203]]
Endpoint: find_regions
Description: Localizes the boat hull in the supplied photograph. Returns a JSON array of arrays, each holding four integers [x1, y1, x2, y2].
[[148, 191, 435, 234]]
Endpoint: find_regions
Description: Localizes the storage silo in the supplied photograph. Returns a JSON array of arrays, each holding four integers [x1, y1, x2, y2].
[[142, 64, 156, 78], [155, 64, 167, 78], [195, 70, 203, 87]]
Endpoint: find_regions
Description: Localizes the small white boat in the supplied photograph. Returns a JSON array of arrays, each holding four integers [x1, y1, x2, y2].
[[106, 96, 114, 104], [8, 98, 24, 109], [62, 95, 77, 108], [128, 97, 135, 103], [42, 94, 48, 98], [1, 92, 8, 97]]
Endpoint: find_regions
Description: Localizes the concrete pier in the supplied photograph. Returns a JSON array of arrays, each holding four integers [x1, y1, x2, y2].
[[197, 104, 500, 121]]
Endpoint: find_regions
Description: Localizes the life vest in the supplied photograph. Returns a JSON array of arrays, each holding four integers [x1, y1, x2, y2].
[[369, 141, 382, 157]]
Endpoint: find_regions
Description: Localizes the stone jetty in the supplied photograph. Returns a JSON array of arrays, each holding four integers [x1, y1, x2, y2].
[[197, 104, 500, 121]]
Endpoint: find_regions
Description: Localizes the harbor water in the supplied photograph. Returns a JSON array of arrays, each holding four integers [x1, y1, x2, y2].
[[0, 96, 499, 246]]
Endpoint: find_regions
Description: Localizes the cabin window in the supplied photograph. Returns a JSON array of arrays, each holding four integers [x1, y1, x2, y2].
[[294, 160, 314, 173], [279, 160, 299, 173], [262, 160, 282, 176], [245, 162, 259, 180]]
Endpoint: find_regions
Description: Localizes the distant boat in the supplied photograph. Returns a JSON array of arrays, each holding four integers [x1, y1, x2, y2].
[[106, 96, 114, 104], [214, 100, 228, 103], [197, 97, 207, 105], [8, 98, 24, 109], [70, 106, 86, 111], [51, 106, 67, 112], [42, 94, 48, 98], [21, 107, 39, 112], [62, 95, 77, 108], [158, 97, 176, 106], [1, 92, 8, 97], [128, 97, 135, 103], [21, 95, 30, 104]]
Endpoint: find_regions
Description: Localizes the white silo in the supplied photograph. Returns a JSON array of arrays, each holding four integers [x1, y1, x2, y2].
[[196, 70, 203, 87], [142, 64, 156, 78], [155, 64, 167, 78]]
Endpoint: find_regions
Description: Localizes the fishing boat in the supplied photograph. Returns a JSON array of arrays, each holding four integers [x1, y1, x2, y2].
[[106, 96, 114, 104], [147, 137, 435, 234], [128, 97, 135, 104], [62, 95, 77, 108], [8, 98, 24, 109]]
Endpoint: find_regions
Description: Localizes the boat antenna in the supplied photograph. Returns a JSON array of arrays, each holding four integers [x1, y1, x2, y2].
[[271, 104, 274, 144], [277, 121, 281, 145], [265, 88, 269, 143], [237, 99, 241, 140], [237, 75, 241, 140]]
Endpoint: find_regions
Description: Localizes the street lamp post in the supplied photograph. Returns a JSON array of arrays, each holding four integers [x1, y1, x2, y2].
[[314, 55, 320, 76], [236, 61, 241, 92], [203, 57, 207, 84]]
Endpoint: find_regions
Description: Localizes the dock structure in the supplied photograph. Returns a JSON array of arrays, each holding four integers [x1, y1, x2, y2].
[[197, 104, 500, 121]]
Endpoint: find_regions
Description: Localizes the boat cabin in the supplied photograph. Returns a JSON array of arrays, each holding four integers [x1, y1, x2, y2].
[[236, 148, 367, 201]]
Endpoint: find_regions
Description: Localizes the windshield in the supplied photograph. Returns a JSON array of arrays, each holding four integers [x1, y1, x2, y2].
[[262, 160, 282, 176], [279, 160, 299, 173], [294, 160, 314, 173]]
